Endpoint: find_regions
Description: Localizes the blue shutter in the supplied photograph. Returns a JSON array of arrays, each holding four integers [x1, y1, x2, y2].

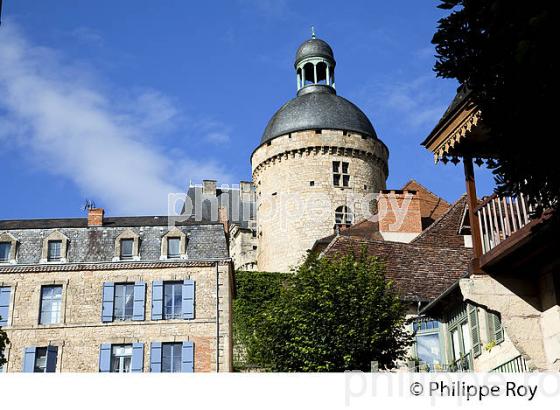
[[150, 342, 162, 372], [131, 343, 144, 373], [151, 281, 163, 320], [0, 287, 11, 327], [23, 347, 36, 373], [99, 344, 111, 372], [133, 282, 146, 321], [182, 280, 195, 320], [101, 282, 114, 323], [45, 346, 58, 372], [181, 341, 194, 373]]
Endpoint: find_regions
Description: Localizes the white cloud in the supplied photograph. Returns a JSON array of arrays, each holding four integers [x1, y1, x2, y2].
[[0, 24, 232, 215]]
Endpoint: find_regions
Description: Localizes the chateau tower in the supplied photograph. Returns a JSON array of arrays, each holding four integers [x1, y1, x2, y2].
[[251, 35, 389, 272]]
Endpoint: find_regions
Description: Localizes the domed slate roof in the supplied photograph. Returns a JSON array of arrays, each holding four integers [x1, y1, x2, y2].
[[260, 85, 378, 144], [295, 38, 335, 66]]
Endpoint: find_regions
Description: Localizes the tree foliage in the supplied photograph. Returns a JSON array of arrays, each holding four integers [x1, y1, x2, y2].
[[235, 252, 412, 372], [433, 1, 557, 212], [0, 321, 8, 368]]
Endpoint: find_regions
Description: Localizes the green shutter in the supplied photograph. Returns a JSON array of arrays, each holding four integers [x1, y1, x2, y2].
[[467, 303, 481, 357], [489, 312, 504, 344]]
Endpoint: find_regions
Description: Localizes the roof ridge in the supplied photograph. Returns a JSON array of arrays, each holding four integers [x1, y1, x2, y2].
[[410, 194, 467, 244], [401, 179, 450, 206]]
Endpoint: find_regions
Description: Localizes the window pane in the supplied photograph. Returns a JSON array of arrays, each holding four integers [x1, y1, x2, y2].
[[120, 239, 134, 258], [47, 241, 62, 261], [451, 329, 461, 361], [342, 175, 350, 187], [333, 174, 340, 186], [111, 344, 132, 373], [164, 282, 182, 319], [461, 322, 472, 353], [40, 285, 62, 325], [416, 333, 441, 369], [332, 161, 340, 172], [34, 347, 48, 373], [162, 343, 182, 373], [114, 284, 134, 320], [341, 162, 349, 174], [0, 242, 11, 261], [168, 238, 180, 258]]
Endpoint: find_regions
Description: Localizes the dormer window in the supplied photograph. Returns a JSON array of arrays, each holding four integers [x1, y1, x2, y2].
[[160, 228, 187, 260], [47, 240, 62, 262], [120, 239, 134, 260], [0, 242, 11, 262], [40, 231, 69, 263], [113, 229, 140, 262], [167, 238, 181, 259], [0, 233, 17, 264]]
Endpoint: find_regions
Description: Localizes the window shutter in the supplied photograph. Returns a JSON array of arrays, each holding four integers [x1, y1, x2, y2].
[[150, 342, 162, 372], [0, 287, 11, 326], [46, 346, 58, 373], [467, 304, 481, 357], [99, 344, 111, 372], [131, 343, 144, 373], [151, 281, 163, 321], [23, 347, 36, 373], [133, 282, 146, 321], [182, 279, 195, 320], [181, 341, 194, 373], [489, 312, 504, 344], [101, 282, 114, 323]]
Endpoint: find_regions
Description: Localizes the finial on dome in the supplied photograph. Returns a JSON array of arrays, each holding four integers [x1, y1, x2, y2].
[[311, 26, 316, 39]]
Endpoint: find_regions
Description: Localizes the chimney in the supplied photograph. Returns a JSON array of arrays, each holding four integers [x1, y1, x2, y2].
[[88, 208, 105, 227], [203, 179, 217, 196], [218, 206, 230, 235], [239, 181, 253, 202], [377, 190, 422, 243]]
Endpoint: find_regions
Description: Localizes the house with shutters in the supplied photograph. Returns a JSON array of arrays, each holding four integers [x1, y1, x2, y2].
[[0, 208, 233, 373]]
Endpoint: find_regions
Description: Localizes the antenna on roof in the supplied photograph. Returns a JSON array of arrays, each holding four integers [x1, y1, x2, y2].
[[82, 199, 96, 211]]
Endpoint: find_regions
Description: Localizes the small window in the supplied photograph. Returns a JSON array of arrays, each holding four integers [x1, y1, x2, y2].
[[111, 344, 132, 373], [167, 238, 181, 259], [39, 285, 63, 325], [315, 129, 322, 134], [309, 181, 315, 186], [120, 239, 134, 260], [335, 206, 353, 228], [267, 141, 271, 146], [0, 242, 11, 262], [333, 161, 350, 187], [162, 343, 182, 373], [47, 240, 62, 262], [252, 245, 257, 250], [34, 347, 48, 372], [163, 282, 183, 320], [114, 284, 134, 321]]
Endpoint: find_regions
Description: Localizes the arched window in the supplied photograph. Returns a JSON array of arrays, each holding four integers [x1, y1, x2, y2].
[[335, 206, 353, 229], [303, 62, 315, 85], [316, 62, 327, 85]]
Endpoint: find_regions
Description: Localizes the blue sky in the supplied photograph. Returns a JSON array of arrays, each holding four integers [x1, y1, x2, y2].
[[0, 0, 494, 219]]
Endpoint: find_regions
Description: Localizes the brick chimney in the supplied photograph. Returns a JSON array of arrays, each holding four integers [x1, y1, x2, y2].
[[377, 190, 422, 243], [203, 179, 217, 196], [87, 208, 105, 227], [218, 206, 230, 235]]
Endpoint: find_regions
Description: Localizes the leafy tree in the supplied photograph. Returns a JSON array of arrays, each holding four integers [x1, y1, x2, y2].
[[432, 1, 556, 212], [0, 320, 8, 368], [242, 251, 412, 372]]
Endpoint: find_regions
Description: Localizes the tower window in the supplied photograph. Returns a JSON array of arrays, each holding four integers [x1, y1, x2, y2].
[[335, 206, 353, 229], [315, 129, 322, 134], [333, 161, 350, 187], [309, 181, 315, 187]]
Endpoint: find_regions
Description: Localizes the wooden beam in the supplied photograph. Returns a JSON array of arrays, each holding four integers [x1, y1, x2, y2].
[[464, 156, 484, 272]]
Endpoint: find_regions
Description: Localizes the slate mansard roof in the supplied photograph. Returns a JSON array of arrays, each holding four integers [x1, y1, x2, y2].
[[0, 216, 229, 265]]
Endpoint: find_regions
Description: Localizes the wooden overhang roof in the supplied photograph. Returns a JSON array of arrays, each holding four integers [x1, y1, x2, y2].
[[422, 88, 497, 162]]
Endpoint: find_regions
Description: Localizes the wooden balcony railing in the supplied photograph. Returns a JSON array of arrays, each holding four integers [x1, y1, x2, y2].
[[475, 193, 534, 254]]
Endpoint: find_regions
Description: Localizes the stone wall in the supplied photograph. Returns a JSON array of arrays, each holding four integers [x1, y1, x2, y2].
[[252, 129, 389, 272], [0, 262, 233, 372]]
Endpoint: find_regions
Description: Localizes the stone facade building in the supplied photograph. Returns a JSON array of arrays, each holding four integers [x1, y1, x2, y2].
[[0, 209, 233, 373]]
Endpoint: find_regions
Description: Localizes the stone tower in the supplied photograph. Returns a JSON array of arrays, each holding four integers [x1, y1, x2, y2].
[[251, 35, 389, 272]]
